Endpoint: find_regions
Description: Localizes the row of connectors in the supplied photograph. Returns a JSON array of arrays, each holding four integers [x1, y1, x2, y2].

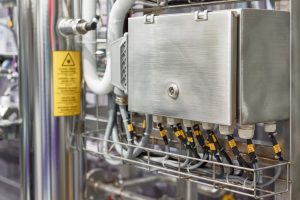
[[153, 116, 284, 168]]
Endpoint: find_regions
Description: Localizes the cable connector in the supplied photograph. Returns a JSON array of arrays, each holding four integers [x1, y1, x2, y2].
[[264, 122, 283, 161], [219, 125, 235, 136], [246, 139, 258, 164], [127, 122, 135, 140], [58, 18, 98, 36], [264, 121, 276, 133], [193, 124, 209, 153], [167, 117, 181, 126], [268, 133, 283, 161], [202, 122, 214, 130], [207, 130, 234, 175], [227, 135, 251, 172], [238, 125, 255, 140], [158, 123, 169, 145]]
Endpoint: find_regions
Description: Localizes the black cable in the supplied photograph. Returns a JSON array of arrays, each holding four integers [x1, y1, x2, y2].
[[246, 139, 258, 165], [227, 135, 252, 172], [207, 130, 234, 175], [173, 124, 189, 148], [268, 132, 283, 161], [206, 131, 225, 177], [193, 124, 210, 154], [186, 127, 201, 159]]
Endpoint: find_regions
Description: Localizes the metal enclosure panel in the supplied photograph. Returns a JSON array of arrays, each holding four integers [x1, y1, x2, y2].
[[128, 11, 237, 125], [239, 9, 290, 124], [291, 0, 300, 199]]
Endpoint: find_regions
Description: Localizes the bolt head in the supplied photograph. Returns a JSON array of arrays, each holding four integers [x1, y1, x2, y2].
[[167, 83, 179, 99]]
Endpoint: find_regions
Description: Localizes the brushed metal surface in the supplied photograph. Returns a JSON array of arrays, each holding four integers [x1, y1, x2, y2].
[[239, 9, 290, 124], [128, 10, 237, 125], [291, 1, 300, 199]]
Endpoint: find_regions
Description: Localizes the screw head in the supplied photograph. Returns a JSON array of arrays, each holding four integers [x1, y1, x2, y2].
[[168, 83, 179, 99]]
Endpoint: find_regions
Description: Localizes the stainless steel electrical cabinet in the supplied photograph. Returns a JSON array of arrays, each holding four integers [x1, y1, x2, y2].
[[127, 9, 290, 125], [238, 9, 290, 124]]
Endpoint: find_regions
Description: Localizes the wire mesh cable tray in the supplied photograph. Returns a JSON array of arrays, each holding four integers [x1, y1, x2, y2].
[[76, 130, 290, 199]]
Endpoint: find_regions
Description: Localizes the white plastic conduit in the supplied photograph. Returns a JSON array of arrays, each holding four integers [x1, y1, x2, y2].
[[82, 0, 135, 95]]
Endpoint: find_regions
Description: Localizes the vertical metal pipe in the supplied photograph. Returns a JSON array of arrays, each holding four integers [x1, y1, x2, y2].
[[50, 0, 80, 199], [18, 0, 34, 199], [19, 0, 80, 199], [290, 0, 300, 199], [34, 0, 53, 199]]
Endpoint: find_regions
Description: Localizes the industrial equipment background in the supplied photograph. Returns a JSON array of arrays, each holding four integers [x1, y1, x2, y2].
[[8, 0, 299, 200]]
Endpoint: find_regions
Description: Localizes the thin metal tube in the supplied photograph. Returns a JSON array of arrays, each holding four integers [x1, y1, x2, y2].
[[0, 175, 20, 189], [93, 181, 157, 200], [85, 114, 108, 123], [121, 176, 162, 187], [18, 0, 34, 199]]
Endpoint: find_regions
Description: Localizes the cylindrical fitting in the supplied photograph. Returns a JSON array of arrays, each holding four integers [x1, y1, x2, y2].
[[166, 118, 181, 126], [182, 119, 194, 127], [238, 124, 255, 139], [58, 18, 97, 36], [219, 125, 235, 136], [202, 122, 214, 130], [264, 121, 277, 133], [153, 116, 165, 124]]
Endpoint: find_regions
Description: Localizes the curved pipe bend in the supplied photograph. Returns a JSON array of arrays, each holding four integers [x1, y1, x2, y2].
[[83, 0, 135, 95]]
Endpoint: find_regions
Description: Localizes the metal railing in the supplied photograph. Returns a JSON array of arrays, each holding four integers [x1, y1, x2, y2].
[[72, 130, 290, 199]]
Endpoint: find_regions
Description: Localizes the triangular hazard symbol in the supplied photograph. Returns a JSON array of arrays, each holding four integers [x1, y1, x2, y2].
[[62, 53, 75, 66]]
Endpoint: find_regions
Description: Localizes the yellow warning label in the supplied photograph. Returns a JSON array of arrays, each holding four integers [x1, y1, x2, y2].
[[53, 51, 81, 116]]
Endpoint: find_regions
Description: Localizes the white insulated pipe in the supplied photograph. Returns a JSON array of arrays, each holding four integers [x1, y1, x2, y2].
[[82, 0, 135, 95]]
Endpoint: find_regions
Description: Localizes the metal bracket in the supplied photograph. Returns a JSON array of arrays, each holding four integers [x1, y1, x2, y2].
[[194, 10, 208, 21], [144, 14, 155, 24], [110, 33, 128, 93]]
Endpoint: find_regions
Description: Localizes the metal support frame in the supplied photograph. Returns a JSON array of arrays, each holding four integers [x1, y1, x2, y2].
[[290, 0, 300, 199], [17, 0, 297, 199]]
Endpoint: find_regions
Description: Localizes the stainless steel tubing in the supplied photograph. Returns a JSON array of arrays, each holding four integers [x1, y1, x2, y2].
[[122, 176, 164, 187], [18, 0, 35, 199], [18, 0, 83, 199], [93, 181, 157, 200]]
